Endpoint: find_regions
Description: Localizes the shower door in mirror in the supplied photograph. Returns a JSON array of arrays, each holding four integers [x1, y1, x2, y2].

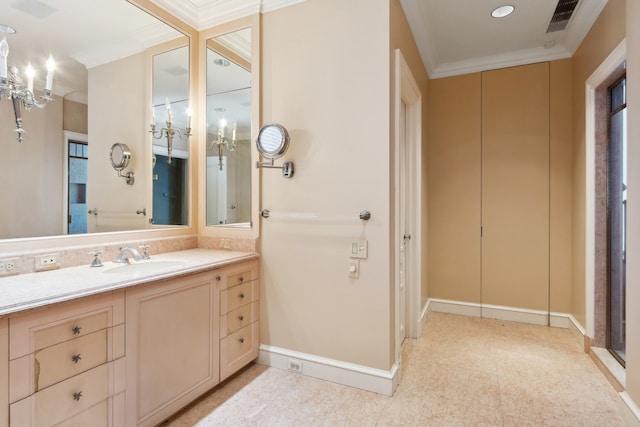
[[206, 28, 252, 226]]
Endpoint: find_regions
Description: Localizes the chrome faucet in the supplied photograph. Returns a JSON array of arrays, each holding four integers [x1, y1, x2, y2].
[[114, 247, 144, 264]]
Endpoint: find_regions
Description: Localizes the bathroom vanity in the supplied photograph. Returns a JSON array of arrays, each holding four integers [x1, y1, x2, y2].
[[0, 249, 259, 427]]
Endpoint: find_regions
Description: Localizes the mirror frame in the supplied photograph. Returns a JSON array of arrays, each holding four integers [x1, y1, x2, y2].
[[199, 15, 261, 239], [0, 0, 199, 254]]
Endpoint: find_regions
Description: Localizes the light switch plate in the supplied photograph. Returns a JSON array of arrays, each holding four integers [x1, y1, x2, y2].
[[350, 240, 368, 259]]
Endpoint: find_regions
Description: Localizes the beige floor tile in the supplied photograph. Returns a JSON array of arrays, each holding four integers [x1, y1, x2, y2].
[[166, 312, 624, 427]]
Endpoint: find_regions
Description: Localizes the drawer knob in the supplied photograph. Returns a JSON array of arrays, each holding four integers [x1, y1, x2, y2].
[[216, 275, 221, 281], [239, 337, 245, 344], [239, 315, 245, 321], [71, 354, 82, 364], [72, 326, 82, 335], [239, 293, 245, 299], [72, 391, 83, 402], [239, 276, 244, 282]]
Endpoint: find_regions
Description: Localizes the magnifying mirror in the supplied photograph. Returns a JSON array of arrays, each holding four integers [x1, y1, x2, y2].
[[110, 143, 131, 170], [257, 123, 290, 159], [256, 123, 294, 178], [110, 143, 135, 185]]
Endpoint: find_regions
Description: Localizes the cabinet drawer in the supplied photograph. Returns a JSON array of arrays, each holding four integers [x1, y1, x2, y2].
[[10, 363, 110, 427], [56, 399, 108, 427], [35, 329, 107, 391], [220, 322, 258, 381], [33, 311, 109, 352], [220, 302, 259, 338], [227, 268, 254, 287], [220, 281, 258, 315]]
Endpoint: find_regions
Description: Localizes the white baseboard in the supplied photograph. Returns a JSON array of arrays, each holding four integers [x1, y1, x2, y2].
[[426, 298, 586, 334], [258, 345, 399, 396], [620, 392, 640, 427]]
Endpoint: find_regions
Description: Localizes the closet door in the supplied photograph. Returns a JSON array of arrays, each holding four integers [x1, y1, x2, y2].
[[428, 73, 482, 304], [481, 63, 550, 311]]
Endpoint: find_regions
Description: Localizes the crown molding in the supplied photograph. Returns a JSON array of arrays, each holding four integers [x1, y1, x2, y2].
[[151, 0, 306, 31], [430, 45, 573, 79]]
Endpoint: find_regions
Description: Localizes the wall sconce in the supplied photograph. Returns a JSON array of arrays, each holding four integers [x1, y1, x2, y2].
[[109, 143, 135, 185], [207, 118, 237, 171], [149, 98, 191, 164], [0, 32, 55, 143], [256, 123, 294, 178]]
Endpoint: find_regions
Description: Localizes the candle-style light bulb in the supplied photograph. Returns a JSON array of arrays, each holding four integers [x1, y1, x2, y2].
[[186, 108, 192, 129], [25, 63, 34, 93], [0, 38, 9, 79], [218, 118, 227, 138], [165, 97, 172, 123], [232, 122, 237, 141], [45, 55, 55, 91]]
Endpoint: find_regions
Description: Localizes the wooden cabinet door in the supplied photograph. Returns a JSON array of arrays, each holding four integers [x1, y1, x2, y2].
[[125, 272, 218, 427], [481, 62, 550, 312]]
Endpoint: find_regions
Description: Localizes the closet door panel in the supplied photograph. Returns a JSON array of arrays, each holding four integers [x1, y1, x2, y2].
[[481, 63, 550, 311], [428, 73, 482, 303]]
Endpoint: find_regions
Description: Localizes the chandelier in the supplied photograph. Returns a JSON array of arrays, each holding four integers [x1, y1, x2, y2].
[[149, 97, 191, 164], [0, 32, 56, 143], [208, 118, 237, 171]]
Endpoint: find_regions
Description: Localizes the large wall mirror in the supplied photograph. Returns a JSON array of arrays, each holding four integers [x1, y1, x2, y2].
[[205, 28, 252, 227], [0, 0, 189, 240], [151, 44, 190, 226]]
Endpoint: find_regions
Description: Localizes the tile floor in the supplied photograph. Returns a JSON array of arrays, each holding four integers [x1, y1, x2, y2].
[[165, 312, 624, 426]]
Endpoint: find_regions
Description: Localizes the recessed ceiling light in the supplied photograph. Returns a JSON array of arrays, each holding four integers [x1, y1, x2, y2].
[[491, 5, 515, 18]]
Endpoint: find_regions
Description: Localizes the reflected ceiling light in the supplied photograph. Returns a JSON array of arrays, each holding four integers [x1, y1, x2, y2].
[[491, 5, 515, 18], [0, 24, 16, 34], [213, 58, 230, 67]]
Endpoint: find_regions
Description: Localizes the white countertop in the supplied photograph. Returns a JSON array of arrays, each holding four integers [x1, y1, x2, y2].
[[0, 249, 258, 317]]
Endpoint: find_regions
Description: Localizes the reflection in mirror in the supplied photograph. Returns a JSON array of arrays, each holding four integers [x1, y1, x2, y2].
[[151, 45, 190, 226], [0, 1, 184, 239], [206, 28, 252, 226]]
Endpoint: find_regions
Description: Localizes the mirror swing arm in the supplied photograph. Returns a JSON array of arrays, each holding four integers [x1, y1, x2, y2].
[[255, 122, 294, 178]]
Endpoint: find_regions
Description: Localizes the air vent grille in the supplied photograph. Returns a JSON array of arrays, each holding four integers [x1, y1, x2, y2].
[[546, 0, 580, 33]]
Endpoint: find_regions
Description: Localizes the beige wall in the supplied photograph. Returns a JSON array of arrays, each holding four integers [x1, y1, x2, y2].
[[260, 0, 401, 371], [571, 0, 626, 327], [0, 93, 65, 238], [625, 0, 640, 410], [63, 99, 88, 135], [88, 53, 150, 232], [549, 59, 573, 313]]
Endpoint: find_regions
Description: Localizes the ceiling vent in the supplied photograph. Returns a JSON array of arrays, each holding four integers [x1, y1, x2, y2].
[[546, 0, 580, 33]]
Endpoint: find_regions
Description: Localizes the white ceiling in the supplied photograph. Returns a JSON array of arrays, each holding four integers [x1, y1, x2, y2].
[[0, 0, 609, 102], [400, 0, 609, 78]]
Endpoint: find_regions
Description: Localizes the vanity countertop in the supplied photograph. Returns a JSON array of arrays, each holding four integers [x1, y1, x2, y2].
[[0, 248, 258, 317]]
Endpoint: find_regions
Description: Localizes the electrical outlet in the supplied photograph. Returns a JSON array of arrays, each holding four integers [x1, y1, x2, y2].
[[0, 258, 18, 275], [35, 253, 60, 271], [220, 239, 232, 249], [287, 358, 303, 373]]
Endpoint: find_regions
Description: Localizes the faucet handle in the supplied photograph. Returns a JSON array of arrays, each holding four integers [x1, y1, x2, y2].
[[139, 244, 150, 260], [88, 250, 103, 268]]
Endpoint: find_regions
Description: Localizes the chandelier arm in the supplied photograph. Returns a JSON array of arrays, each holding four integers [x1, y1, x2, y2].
[[11, 95, 24, 143]]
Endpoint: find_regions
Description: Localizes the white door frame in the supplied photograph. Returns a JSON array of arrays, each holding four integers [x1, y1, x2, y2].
[[394, 49, 422, 362]]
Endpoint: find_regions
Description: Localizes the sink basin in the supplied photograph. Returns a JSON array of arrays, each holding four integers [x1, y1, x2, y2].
[[103, 260, 186, 276]]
